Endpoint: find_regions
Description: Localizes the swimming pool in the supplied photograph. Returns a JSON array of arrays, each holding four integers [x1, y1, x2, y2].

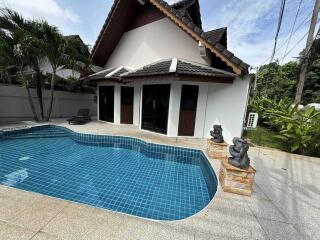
[[0, 125, 217, 220]]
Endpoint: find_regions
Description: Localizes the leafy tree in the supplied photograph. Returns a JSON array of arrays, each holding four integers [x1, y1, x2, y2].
[[40, 23, 90, 121], [0, 8, 91, 122], [255, 61, 299, 101], [0, 8, 46, 120], [254, 39, 320, 104], [0, 8, 41, 121]]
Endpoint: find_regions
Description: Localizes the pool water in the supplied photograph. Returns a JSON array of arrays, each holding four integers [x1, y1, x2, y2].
[[0, 126, 217, 220]]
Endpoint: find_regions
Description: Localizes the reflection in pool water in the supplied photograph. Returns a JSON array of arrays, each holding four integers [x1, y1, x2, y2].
[[2, 168, 28, 187]]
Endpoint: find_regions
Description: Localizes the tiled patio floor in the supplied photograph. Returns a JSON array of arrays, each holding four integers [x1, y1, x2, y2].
[[0, 120, 319, 240]]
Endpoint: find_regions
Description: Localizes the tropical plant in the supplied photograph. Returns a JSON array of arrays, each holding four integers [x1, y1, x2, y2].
[[248, 96, 291, 127], [249, 96, 320, 155], [0, 8, 41, 121], [0, 8, 91, 122], [0, 8, 46, 120], [40, 23, 90, 121], [269, 106, 320, 154]]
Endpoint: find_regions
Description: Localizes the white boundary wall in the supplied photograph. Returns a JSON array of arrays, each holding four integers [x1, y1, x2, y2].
[[0, 85, 97, 122]]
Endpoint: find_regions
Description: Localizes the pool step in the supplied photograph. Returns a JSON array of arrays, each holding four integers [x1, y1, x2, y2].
[[4, 128, 68, 139]]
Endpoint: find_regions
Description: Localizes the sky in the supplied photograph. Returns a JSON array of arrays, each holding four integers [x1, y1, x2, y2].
[[0, 0, 317, 68]]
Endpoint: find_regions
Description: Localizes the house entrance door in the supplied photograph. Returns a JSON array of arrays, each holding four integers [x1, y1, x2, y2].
[[141, 84, 170, 134], [178, 85, 199, 136], [99, 86, 114, 122], [120, 86, 134, 124]]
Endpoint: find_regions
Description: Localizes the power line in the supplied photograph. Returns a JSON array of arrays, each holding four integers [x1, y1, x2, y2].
[[282, 0, 304, 61], [280, 30, 308, 61], [270, 0, 287, 63], [259, 12, 312, 66], [280, 19, 320, 62], [276, 14, 310, 57]]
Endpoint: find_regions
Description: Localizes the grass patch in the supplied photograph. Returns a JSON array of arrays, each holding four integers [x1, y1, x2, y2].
[[243, 126, 287, 151]]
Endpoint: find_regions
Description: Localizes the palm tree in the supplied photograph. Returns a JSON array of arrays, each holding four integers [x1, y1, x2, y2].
[[41, 23, 90, 121], [1, 8, 91, 122], [0, 8, 43, 120], [0, 8, 41, 121]]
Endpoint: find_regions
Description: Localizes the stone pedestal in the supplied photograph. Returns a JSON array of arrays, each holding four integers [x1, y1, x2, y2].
[[219, 158, 256, 196], [206, 139, 228, 160]]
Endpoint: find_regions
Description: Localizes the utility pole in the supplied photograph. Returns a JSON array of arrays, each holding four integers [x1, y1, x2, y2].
[[294, 0, 320, 104]]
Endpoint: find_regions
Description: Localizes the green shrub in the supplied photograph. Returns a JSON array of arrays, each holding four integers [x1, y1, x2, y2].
[[248, 97, 320, 156], [268, 106, 320, 154], [249, 96, 291, 127]]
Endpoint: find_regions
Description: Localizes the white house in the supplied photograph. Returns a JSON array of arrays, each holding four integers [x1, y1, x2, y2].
[[85, 0, 252, 143]]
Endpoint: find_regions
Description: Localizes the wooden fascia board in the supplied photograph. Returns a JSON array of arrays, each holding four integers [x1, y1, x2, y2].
[[149, 0, 243, 75], [84, 78, 120, 85], [122, 73, 234, 83], [91, 0, 120, 60]]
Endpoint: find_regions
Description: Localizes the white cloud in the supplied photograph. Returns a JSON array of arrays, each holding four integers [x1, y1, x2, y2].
[[237, 28, 307, 71], [218, 0, 276, 44], [202, 0, 279, 66], [0, 0, 81, 27], [64, 8, 81, 24], [201, 0, 313, 67]]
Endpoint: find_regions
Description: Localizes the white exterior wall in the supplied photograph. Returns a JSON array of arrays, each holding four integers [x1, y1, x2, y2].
[[0, 85, 97, 122], [167, 82, 208, 138], [133, 82, 142, 126], [167, 82, 181, 137], [203, 75, 251, 143], [168, 78, 250, 142], [96, 76, 251, 143], [194, 83, 209, 138], [105, 18, 209, 69], [114, 85, 121, 124]]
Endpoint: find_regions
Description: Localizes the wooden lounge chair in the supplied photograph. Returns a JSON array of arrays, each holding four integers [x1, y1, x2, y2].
[[67, 109, 91, 125]]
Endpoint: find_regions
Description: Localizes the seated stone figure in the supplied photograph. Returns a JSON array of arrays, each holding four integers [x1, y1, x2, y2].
[[210, 125, 224, 143], [228, 137, 250, 170]]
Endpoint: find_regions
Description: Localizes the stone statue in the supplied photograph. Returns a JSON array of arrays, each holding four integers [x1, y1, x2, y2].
[[210, 125, 224, 143], [228, 137, 250, 170]]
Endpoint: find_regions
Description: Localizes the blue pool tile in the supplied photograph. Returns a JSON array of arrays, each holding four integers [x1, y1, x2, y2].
[[0, 125, 217, 220]]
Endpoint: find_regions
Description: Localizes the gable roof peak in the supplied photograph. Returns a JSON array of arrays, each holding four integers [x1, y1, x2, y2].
[[204, 27, 227, 47], [170, 0, 196, 8], [91, 0, 249, 75], [169, 0, 202, 29]]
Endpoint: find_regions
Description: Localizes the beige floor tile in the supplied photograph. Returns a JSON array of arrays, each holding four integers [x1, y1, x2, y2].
[[174, 197, 267, 240], [256, 218, 304, 240], [0, 220, 36, 240], [0, 185, 44, 221], [10, 196, 69, 231], [30, 232, 62, 240], [41, 203, 124, 240], [114, 218, 194, 240]]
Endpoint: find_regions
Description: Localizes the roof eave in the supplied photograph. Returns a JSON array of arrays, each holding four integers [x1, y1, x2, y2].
[[149, 0, 249, 76], [122, 72, 234, 83], [90, 0, 120, 61]]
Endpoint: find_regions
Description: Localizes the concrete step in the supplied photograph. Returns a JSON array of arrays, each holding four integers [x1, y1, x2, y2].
[[4, 128, 68, 139]]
